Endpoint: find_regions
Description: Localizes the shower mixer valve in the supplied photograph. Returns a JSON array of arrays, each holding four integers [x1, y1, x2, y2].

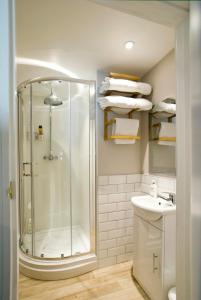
[[43, 151, 64, 161], [42, 88, 63, 162], [43, 154, 59, 160]]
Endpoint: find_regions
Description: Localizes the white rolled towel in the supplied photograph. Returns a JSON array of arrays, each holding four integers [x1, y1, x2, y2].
[[99, 77, 152, 96], [112, 118, 139, 144], [98, 96, 152, 112], [158, 122, 176, 146], [153, 101, 176, 114]]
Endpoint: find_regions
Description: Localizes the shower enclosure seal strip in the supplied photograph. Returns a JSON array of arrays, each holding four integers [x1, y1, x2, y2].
[[30, 83, 35, 256], [69, 82, 73, 257]]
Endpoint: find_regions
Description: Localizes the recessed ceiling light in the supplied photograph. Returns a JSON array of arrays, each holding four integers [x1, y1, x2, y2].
[[124, 41, 135, 50]]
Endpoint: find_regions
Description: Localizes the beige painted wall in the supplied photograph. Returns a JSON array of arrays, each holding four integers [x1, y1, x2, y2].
[[142, 50, 176, 175], [143, 50, 176, 104], [97, 107, 142, 175]]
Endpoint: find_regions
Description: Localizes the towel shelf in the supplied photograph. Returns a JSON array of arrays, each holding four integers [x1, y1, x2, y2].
[[150, 122, 176, 142], [109, 72, 140, 81], [149, 110, 176, 142], [154, 137, 176, 142], [109, 135, 141, 140], [104, 108, 140, 141], [105, 117, 139, 126], [103, 90, 142, 97], [150, 121, 176, 142], [150, 111, 176, 121]]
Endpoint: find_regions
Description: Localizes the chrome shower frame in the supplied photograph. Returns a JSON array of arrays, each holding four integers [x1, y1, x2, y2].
[[17, 76, 97, 261]]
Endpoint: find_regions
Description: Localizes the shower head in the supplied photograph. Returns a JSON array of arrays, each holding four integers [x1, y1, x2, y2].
[[44, 88, 63, 106]]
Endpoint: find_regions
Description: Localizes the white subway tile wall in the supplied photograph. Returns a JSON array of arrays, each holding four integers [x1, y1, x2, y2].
[[97, 174, 140, 268], [140, 174, 176, 194], [97, 173, 176, 268]]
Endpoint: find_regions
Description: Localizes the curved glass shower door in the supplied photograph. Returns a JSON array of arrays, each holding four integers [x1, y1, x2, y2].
[[70, 82, 90, 256], [18, 78, 95, 260], [18, 85, 33, 255]]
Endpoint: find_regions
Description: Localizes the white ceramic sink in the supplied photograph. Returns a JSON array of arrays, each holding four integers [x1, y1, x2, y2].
[[131, 193, 176, 221]]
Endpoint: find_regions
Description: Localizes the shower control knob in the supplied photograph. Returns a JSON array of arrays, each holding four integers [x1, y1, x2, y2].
[[43, 154, 59, 160], [59, 153, 64, 160]]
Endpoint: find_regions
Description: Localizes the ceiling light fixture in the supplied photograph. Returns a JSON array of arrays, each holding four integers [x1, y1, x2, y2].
[[124, 41, 135, 50]]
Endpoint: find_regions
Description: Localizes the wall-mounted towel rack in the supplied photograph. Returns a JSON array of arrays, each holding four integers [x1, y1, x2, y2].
[[149, 99, 176, 142], [150, 111, 176, 122], [103, 90, 142, 97], [149, 109, 176, 137], [157, 137, 176, 142], [150, 122, 176, 142], [104, 107, 141, 141], [109, 72, 140, 81], [98, 71, 152, 142]]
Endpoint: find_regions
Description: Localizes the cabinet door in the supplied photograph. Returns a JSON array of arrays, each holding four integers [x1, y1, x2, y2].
[[133, 215, 163, 300]]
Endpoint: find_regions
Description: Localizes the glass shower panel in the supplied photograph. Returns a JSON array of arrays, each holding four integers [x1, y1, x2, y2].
[[31, 81, 71, 258], [18, 87, 33, 256], [18, 77, 95, 262], [70, 82, 91, 255]]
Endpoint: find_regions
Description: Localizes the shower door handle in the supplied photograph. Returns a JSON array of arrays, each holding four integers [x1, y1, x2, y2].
[[23, 162, 31, 176], [152, 253, 158, 273]]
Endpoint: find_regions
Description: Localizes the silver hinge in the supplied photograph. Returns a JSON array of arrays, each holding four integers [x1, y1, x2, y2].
[[7, 181, 14, 200], [23, 162, 31, 176], [153, 253, 158, 272]]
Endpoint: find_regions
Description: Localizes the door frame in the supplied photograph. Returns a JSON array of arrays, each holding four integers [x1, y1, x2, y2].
[[1, 1, 201, 300], [176, 16, 190, 300], [176, 2, 201, 300], [0, 0, 17, 299]]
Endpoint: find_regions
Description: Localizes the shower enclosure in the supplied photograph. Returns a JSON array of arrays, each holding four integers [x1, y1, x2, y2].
[[17, 77, 96, 280]]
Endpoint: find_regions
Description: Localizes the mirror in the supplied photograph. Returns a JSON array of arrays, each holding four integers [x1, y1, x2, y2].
[[149, 99, 176, 176]]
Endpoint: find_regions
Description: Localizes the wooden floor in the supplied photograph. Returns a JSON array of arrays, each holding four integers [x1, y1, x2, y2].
[[19, 261, 149, 300]]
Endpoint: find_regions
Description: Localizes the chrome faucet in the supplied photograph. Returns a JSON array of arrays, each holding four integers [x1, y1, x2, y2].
[[158, 192, 176, 205]]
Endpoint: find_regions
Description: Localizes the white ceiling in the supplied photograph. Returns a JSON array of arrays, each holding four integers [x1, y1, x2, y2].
[[16, 0, 177, 78], [91, 0, 189, 27], [166, 1, 189, 10]]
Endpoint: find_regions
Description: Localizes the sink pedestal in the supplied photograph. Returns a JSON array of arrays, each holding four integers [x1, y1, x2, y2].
[[131, 193, 176, 300]]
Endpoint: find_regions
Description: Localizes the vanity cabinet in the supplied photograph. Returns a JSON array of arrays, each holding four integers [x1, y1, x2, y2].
[[133, 213, 176, 300]]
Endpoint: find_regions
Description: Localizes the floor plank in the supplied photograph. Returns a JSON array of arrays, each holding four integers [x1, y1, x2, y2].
[[19, 261, 148, 300]]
